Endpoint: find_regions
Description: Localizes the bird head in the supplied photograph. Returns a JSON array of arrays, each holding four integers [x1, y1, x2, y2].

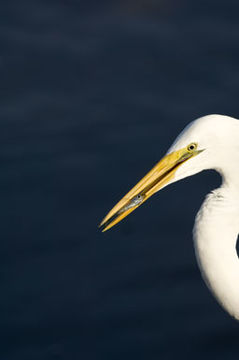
[[100, 114, 239, 231]]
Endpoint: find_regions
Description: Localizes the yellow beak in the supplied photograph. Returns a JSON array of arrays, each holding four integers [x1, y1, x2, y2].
[[100, 146, 200, 232]]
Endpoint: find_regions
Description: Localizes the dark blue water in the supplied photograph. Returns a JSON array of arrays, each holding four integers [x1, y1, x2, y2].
[[1, 1, 239, 359]]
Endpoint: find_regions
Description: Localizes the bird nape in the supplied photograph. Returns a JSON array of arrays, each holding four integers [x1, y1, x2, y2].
[[100, 114, 239, 320]]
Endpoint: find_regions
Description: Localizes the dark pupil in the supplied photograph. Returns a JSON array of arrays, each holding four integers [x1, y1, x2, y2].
[[189, 145, 195, 150]]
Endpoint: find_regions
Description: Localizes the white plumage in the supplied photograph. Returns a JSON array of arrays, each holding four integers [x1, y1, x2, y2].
[[101, 114, 239, 319]]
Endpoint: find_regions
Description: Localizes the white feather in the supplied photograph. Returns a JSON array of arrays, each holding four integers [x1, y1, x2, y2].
[[169, 114, 239, 319]]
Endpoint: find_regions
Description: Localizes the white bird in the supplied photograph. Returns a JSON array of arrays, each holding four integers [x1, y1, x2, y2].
[[100, 114, 239, 320]]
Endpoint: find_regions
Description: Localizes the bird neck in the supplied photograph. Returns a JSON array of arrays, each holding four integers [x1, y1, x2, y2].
[[193, 186, 239, 319], [217, 150, 239, 190]]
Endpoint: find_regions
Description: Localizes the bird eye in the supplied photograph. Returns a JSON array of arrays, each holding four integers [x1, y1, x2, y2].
[[187, 143, 197, 152]]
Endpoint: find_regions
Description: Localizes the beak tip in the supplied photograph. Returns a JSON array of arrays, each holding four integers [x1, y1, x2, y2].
[[98, 225, 108, 233], [99, 219, 105, 227], [98, 220, 108, 232]]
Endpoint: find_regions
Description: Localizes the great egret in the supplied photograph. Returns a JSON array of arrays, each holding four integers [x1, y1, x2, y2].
[[100, 114, 239, 320]]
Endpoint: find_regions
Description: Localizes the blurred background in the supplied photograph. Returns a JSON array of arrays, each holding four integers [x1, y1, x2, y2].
[[1, 0, 239, 359]]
